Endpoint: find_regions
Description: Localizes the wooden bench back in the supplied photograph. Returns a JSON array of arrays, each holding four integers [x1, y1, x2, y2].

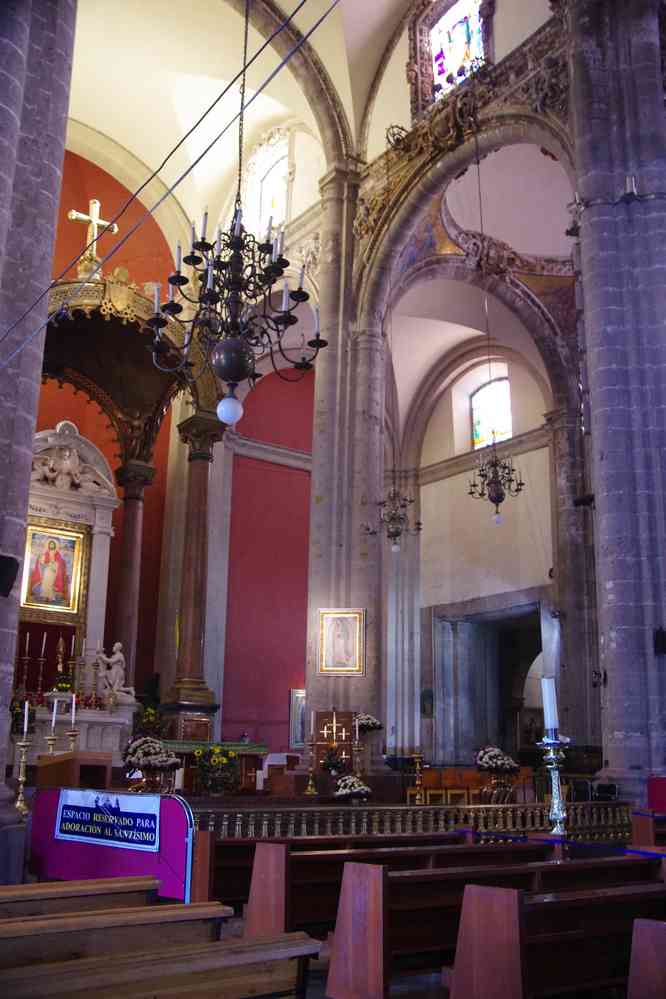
[[628, 918, 666, 999], [0, 901, 232, 970], [0, 876, 160, 919]]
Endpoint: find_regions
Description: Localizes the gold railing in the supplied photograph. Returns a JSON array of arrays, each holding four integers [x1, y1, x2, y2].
[[194, 801, 632, 843]]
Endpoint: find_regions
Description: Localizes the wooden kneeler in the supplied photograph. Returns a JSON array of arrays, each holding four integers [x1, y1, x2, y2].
[[448, 885, 525, 999], [628, 919, 666, 999], [326, 863, 387, 999]]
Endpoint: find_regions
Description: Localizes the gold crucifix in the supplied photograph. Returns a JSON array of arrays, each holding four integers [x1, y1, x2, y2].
[[67, 198, 119, 280]]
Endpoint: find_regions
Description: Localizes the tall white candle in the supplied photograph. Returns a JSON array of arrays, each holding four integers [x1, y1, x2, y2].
[[70, 634, 75, 658], [215, 227, 222, 256], [168, 282, 174, 303], [355, 716, 359, 742], [278, 228, 284, 256], [281, 280, 289, 312], [206, 264, 214, 290], [153, 283, 161, 314], [265, 216, 272, 243], [298, 264, 305, 289], [82, 638, 86, 658], [201, 208, 208, 241], [41, 631, 47, 657], [23, 700, 29, 738], [24, 631, 29, 656], [541, 677, 559, 731], [176, 242, 182, 272], [310, 710, 314, 736], [314, 306, 320, 335], [51, 698, 58, 734], [190, 221, 196, 247], [71, 693, 76, 728], [272, 237, 278, 263], [234, 208, 242, 237]]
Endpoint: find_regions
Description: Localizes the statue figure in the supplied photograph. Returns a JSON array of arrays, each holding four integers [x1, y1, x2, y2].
[[98, 642, 136, 705], [53, 446, 81, 490]]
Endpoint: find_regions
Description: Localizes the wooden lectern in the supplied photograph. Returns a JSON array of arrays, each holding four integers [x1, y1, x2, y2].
[[36, 751, 113, 790]]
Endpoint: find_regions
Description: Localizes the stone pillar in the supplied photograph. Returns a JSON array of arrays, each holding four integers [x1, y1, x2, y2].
[[307, 165, 386, 723], [545, 407, 599, 745], [114, 461, 155, 684], [0, 1, 75, 857], [162, 413, 223, 739], [568, 0, 666, 799]]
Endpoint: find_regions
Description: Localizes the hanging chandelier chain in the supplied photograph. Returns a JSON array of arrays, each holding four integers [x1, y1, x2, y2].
[[236, 0, 251, 207], [473, 129, 492, 384]]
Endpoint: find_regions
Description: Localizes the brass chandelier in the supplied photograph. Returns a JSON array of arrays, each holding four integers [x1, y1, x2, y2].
[[363, 472, 422, 553], [147, 0, 326, 426]]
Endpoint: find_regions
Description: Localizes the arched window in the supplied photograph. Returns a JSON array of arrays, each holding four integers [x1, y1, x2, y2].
[[471, 377, 512, 450], [408, 0, 494, 119], [243, 128, 290, 237]]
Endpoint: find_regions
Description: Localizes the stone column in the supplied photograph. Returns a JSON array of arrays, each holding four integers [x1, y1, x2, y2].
[[306, 165, 385, 722], [0, 1, 75, 862], [568, 0, 666, 800], [545, 407, 599, 745], [114, 461, 155, 684], [162, 413, 223, 739]]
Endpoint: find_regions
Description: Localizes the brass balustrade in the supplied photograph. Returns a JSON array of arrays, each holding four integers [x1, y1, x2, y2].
[[193, 801, 632, 843]]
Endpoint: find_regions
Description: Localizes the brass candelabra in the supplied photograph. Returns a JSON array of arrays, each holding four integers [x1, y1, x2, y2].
[[304, 737, 318, 796], [538, 730, 567, 835], [15, 739, 31, 818]]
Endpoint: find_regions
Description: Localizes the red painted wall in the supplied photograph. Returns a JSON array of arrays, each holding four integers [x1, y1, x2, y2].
[[34, 151, 174, 693], [223, 372, 314, 749]]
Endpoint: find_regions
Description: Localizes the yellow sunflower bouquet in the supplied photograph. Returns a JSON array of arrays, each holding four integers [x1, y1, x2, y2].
[[194, 744, 240, 794]]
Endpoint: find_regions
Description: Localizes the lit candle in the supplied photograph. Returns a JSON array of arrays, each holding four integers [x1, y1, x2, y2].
[[153, 283, 161, 314], [298, 264, 305, 290], [541, 677, 559, 731], [24, 631, 29, 657], [310, 710, 314, 736], [41, 631, 47, 658], [281, 280, 289, 312], [234, 208, 242, 237], [51, 697, 58, 734], [176, 242, 182, 273], [71, 693, 76, 728], [265, 216, 273, 243], [23, 700, 29, 738], [332, 709, 337, 739], [201, 208, 208, 242], [70, 634, 75, 658]]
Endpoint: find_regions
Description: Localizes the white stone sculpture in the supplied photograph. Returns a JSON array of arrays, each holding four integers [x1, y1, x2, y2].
[[98, 642, 136, 705]]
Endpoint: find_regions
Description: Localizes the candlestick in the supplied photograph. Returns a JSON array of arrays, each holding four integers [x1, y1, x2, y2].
[[18, 653, 29, 694], [413, 750, 425, 806], [24, 630, 29, 656], [66, 728, 79, 753], [14, 738, 31, 818], [36, 655, 45, 699], [41, 631, 47, 658], [55, 634, 65, 674], [538, 732, 567, 836], [71, 692, 76, 728], [201, 208, 208, 242], [541, 677, 559, 732], [176, 241, 182, 272], [70, 634, 75, 658], [51, 697, 58, 733], [355, 716, 360, 743], [67, 656, 76, 693], [45, 733, 58, 755], [332, 710, 337, 740], [310, 710, 314, 736], [23, 699, 29, 738], [153, 283, 161, 314], [304, 736, 318, 796], [353, 739, 362, 778]]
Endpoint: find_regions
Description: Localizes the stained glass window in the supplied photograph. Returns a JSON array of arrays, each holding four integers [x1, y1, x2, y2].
[[471, 377, 512, 450], [430, 0, 484, 100]]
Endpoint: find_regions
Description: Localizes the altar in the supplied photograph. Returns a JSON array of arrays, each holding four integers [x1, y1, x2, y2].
[[164, 741, 269, 794]]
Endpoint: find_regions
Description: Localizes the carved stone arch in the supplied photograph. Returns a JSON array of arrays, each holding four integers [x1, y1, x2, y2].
[[224, 0, 353, 164], [357, 117, 576, 406], [400, 334, 552, 471]]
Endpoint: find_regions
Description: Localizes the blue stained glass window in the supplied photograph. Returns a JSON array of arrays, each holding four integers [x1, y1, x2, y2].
[[430, 0, 484, 100], [472, 378, 512, 450]]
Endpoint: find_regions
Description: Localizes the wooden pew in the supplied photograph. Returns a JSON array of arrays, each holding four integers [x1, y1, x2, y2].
[[0, 900, 232, 970], [448, 883, 666, 999], [628, 918, 666, 999], [632, 809, 666, 848], [1, 931, 320, 998], [213, 828, 471, 911], [245, 839, 557, 939], [326, 854, 666, 998], [0, 876, 160, 919]]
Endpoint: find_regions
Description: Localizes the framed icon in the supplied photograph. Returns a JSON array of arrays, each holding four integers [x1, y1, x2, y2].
[[20, 521, 88, 617], [318, 608, 366, 676]]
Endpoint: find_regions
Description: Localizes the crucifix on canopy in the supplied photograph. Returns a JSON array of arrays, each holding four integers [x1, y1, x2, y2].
[[67, 198, 119, 280]]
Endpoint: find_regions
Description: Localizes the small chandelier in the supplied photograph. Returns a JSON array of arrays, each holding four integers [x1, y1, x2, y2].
[[468, 432, 524, 523], [363, 473, 422, 552], [147, 0, 326, 426]]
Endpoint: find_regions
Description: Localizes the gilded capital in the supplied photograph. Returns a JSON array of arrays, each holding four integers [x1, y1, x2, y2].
[[178, 412, 225, 462]]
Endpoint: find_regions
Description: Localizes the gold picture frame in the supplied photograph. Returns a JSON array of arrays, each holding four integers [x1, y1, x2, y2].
[[20, 519, 89, 620], [318, 608, 366, 676]]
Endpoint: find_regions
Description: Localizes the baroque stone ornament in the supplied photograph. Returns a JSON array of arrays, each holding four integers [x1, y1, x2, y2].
[[31, 421, 115, 496]]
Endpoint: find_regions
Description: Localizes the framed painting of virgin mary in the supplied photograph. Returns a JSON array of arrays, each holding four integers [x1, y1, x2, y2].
[[318, 609, 366, 676], [20, 522, 87, 616]]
